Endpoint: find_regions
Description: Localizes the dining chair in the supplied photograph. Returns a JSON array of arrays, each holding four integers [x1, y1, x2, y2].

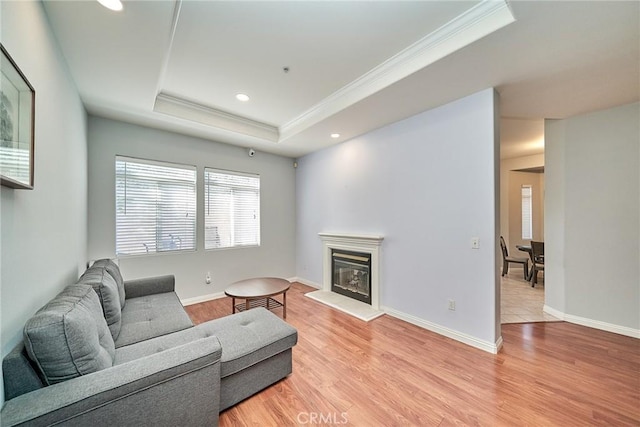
[[530, 240, 545, 286], [500, 236, 529, 280]]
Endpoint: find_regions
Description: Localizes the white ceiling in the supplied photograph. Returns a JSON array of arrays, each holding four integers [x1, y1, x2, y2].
[[500, 118, 543, 160], [42, 0, 639, 159]]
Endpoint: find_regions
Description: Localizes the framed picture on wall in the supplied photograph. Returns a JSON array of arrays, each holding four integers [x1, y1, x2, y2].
[[1, 43, 35, 189]]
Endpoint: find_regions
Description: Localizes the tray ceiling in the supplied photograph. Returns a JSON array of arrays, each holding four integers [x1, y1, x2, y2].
[[42, 0, 639, 158]]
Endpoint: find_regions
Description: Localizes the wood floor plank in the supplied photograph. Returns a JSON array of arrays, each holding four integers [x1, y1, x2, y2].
[[185, 283, 640, 426]]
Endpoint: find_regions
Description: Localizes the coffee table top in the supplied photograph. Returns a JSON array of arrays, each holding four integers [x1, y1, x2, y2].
[[225, 277, 291, 299]]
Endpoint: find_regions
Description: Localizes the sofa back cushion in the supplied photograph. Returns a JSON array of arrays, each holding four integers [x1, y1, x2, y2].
[[78, 266, 122, 340], [23, 284, 115, 386], [91, 258, 125, 308]]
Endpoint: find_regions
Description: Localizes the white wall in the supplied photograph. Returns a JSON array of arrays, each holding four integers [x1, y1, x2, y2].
[[296, 89, 500, 350], [545, 102, 639, 335], [87, 117, 296, 300], [543, 120, 566, 317], [0, 1, 88, 404]]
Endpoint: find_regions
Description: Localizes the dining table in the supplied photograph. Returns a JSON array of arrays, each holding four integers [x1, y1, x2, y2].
[[516, 243, 544, 281]]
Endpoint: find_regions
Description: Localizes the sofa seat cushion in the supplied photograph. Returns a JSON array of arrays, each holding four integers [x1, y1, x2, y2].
[[91, 259, 125, 308], [197, 308, 298, 378], [115, 292, 193, 348], [23, 284, 115, 386], [77, 266, 122, 340], [113, 325, 220, 365]]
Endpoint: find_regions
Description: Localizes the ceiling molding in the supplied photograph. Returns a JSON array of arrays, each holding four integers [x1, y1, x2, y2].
[[278, 0, 515, 142], [154, 92, 279, 142], [151, 0, 280, 143], [152, 0, 515, 145], [154, 0, 182, 100]]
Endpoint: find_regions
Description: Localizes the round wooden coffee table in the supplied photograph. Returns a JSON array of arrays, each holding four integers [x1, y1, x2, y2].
[[225, 277, 291, 318]]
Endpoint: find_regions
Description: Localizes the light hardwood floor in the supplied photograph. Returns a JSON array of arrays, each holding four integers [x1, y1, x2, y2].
[[500, 267, 559, 324], [186, 282, 639, 426]]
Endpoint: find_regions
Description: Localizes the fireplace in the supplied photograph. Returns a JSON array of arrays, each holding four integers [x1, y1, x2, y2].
[[332, 249, 371, 305], [317, 233, 383, 318]]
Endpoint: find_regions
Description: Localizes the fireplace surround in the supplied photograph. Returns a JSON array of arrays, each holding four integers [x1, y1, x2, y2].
[[316, 233, 383, 318]]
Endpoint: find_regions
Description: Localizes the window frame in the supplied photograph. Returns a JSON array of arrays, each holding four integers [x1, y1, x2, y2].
[[521, 184, 533, 240], [115, 156, 197, 257], [204, 167, 261, 251]]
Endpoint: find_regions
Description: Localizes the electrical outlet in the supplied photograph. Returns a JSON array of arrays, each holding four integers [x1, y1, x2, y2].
[[471, 237, 480, 249], [205, 272, 211, 285], [448, 299, 456, 311]]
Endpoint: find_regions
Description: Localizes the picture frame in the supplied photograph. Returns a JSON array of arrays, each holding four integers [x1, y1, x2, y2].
[[1, 43, 35, 189]]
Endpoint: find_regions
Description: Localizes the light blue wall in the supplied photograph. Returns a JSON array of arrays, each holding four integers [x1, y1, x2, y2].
[[295, 89, 500, 347], [87, 117, 296, 300], [545, 102, 640, 334], [0, 1, 88, 405]]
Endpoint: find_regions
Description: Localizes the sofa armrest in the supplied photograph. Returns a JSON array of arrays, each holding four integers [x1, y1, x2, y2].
[[124, 274, 175, 298], [1, 336, 222, 427]]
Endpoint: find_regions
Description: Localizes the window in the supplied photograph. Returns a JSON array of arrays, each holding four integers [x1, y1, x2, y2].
[[521, 185, 532, 240], [116, 157, 196, 256], [204, 168, 260, 249]]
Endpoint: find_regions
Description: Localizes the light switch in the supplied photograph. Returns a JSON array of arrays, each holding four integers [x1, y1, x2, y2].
[[471, 237, 480, 249]]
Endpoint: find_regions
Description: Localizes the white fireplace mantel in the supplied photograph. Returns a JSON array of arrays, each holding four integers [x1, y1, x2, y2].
[[318, 233, 384, 247], [319, 232, 384, 312]]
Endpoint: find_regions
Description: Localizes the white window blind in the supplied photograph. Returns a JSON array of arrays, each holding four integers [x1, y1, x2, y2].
[[116, 157, 196, 256], [521, 185, 533, 240], [204, 168, 260, 249]]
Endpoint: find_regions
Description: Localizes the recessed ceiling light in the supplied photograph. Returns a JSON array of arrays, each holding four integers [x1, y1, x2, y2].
[[330, 133, 340, 139], [97, 0, 123, 11], [236, 93, 250, 102]]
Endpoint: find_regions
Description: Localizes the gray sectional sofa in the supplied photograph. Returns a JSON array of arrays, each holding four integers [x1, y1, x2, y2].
[[1, 259, 298, 426]]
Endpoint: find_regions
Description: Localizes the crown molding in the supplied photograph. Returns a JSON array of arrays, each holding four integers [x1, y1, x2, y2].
[[154, 0, 183, 99], [153, 0, 514, 145], [154, 92, 279, 142], [152, 1, 279, 143], [279, 0, 515, 142]]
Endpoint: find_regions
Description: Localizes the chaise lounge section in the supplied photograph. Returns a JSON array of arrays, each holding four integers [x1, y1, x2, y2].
[[1, 260, 297, 426]]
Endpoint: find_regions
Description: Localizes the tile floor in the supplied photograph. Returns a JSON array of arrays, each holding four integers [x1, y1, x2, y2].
[[500, 267, 560, 324]]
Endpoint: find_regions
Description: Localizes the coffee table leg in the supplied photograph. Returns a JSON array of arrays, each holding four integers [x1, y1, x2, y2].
[[232, 297, 236, 314], [245, 299, 250, 312], [283, 291, 287, 319]]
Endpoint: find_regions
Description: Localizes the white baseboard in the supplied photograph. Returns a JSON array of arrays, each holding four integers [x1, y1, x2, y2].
[[382, 306, 502, 354], [180, 291, 226, 306], [542, 304, 565, 320], [289, 277, 322, 289], [543, 305, 639, 339], [294, 275, 500, 353], [181, 277, 319, 306]]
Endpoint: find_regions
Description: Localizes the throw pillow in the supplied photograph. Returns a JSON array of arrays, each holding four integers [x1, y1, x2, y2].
[[91, 258, 126, 308], [23, 284, 115, 386], [78, 266, 122, 340]]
